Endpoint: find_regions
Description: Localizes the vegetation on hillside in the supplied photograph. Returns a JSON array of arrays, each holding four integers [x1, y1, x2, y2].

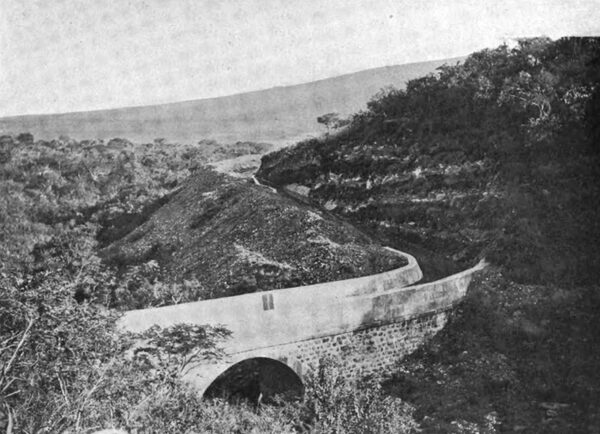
[[259, 37, 600, 284], [387, 269, 600, 433], [101, 168, 405, 306], [256, 37, 600, 432], [0, 134, 415, 432], [2, 36, 600, 432], [0, 137, 272, 305]]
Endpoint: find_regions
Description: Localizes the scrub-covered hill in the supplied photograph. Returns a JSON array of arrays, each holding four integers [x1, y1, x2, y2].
[[102, 167, 406, 306], [257, 36, 600, 432], [258, 37, 600, 285], [2, 37, 600, 433]]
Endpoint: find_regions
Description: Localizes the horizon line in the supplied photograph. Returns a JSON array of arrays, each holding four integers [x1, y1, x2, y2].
[[0, 55, 467, 120]]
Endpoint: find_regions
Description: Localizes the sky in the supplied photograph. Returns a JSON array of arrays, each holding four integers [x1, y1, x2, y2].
[[1, 0, 599, 117]]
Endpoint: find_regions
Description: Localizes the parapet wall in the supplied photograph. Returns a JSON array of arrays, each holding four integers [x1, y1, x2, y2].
[[174, 260, 485, 394], [118, 248, 422, 339], [119, 247, 485, 397]]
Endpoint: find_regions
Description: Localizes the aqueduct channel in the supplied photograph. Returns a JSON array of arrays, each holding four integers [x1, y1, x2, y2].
[[118, 248, 485, 399]]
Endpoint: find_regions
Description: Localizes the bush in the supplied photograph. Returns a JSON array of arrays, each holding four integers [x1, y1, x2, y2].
[[0, 268, 231, 433], [299, 357, 420, 433]]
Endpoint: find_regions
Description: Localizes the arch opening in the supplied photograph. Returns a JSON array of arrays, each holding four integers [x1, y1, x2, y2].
[[203, 357, 304, 403]]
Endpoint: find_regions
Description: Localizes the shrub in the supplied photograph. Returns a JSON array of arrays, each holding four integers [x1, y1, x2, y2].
[[0, 270, 231, 433], [299, 357, 420, 433]]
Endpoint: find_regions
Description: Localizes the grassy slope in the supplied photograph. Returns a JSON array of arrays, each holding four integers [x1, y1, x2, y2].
[[0, 58, 461, 145]]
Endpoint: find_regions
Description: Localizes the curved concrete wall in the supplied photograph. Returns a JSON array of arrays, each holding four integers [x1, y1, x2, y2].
[[182, 261, 485, 395], [118, 247, 485, 396], [118, 251, 483, 358], [118, 248, 422, 345]]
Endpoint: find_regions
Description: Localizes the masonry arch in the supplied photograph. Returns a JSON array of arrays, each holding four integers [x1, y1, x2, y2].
[[203, 357, 304, 403]]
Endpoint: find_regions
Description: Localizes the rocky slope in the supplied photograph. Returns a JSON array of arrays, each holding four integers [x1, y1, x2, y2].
[[256, 134, 495, 280], [254, 36, 600, 433], [257, 37, 600, 285], [102, 167, 405, 301]]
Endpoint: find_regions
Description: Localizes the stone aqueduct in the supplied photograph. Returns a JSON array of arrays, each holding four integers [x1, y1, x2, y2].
[[118, 248, 485, 399]]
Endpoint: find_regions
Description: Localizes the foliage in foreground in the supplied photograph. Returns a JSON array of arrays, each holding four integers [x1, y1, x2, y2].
[[0, 266, 230, 433], [300, 358, 419, 434], [387, 269, 600, 433], [118, 357, 419, 434], [0, 284, 418, 434]]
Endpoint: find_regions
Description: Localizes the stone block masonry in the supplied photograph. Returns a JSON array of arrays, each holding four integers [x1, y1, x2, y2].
[[232, 310, 449, 380]]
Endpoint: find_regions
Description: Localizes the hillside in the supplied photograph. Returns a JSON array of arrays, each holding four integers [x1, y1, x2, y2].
[[258, 37, 600, 285], [101, 167, 405, 307], [2, 37, 600, 433], [256, 37, 600, 432], [0, 129, 417, 433], [0, 58, 461, 145]]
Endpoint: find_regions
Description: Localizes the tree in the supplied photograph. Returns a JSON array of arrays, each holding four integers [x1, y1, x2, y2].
[[317, 112, 349, 133]]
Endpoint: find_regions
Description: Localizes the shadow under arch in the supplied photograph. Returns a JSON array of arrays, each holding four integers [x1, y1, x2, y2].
[[203, 357, 304, 403]]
